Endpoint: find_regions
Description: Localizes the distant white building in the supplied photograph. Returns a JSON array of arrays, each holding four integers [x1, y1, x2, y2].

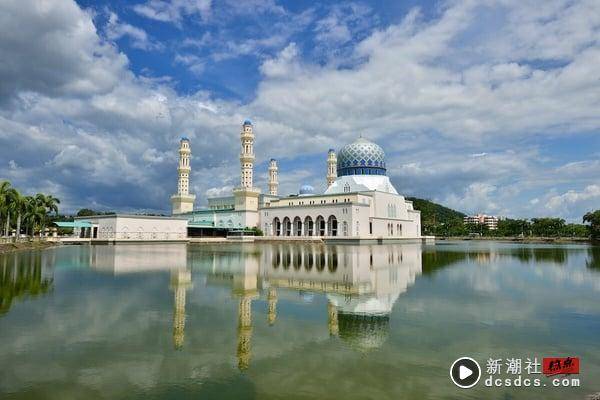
[[464, 214, 499, 230]]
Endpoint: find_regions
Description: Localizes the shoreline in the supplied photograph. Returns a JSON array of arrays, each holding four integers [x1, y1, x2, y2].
[[0, 241, 61, 255], [438, 236, 592, 244]]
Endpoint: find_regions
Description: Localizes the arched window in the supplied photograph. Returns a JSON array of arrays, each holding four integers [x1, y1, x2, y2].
[[294, 217, 302, 236], [273, 217, 281, 236], [327, 215, 337, 237], [304, 216, 313, 236]]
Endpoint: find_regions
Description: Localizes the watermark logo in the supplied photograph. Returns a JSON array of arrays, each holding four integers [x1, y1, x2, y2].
[[450, 356, 581, 389], [543, 357, 580, 376], [450, 357, 481, 389]]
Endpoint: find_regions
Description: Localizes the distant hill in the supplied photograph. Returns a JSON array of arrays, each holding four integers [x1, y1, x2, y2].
[[406, 197, 466, 235]]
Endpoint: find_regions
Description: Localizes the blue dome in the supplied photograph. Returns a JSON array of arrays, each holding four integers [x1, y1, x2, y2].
[[299, 184, 315, 195], [243, 119, 252, 125], [337, 138, 386, 177]]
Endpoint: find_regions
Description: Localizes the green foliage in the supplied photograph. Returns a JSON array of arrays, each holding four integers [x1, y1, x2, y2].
[[562, 223, 589, 238], [0, 180, 61, 238], [76, 209, 116, 217], [583, 210, 600, 240], [493, 219, 529, 237], [247, 227, 264, 236], [0, 251, 53, 314], [530, 218, 566, 237], [407, 196, 590, 239], [76, 208, 96, 217], [407, 197, 466, 236]]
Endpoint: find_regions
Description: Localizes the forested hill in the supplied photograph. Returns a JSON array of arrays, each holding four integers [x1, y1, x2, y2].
[[406, 197, 466, 234]]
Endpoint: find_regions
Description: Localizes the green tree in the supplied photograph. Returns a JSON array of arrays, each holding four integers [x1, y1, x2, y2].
[[76, 208, 96, 217], [495, 219, 530, 237], [531, 218, 565, 237], [561, 223, 589, 238], [11, 191, 27, 242], [1, 181, 19, 238], [583, 210, 600, 240], [34, 194, 60, 236], [24, 196, 46, 238]]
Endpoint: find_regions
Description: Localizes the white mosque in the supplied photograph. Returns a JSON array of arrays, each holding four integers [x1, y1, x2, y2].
[[172, 120, 422, 241]]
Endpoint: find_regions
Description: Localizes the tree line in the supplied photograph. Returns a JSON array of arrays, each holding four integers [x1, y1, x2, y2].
[[426, 214, 600, 240], [0, 181, 60, 241]]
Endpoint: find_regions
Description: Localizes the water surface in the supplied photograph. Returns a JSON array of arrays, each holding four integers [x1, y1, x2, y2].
[[1, 241, 599, 399]]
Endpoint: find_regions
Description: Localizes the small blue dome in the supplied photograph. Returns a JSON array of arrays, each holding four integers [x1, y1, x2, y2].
[[181, 136, 189, 141], [299, 184, 315, 195], [337, 137, 386, 177], [243, 119, 252, 125]]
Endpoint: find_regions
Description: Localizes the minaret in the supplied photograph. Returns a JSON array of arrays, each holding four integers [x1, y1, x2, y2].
[[327, 149, 337, 187], [267, 287, 277, 326], [170, 270, 192, 349], [233, 120, 261, 227], [237, 295, 253, 371], [171, 137, 196, 214], [240, 120, 255, 188], [327, 301, 339, 337], [268, 159, 278, 196]]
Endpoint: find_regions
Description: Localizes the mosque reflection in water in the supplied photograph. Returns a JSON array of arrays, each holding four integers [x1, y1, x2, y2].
[[87, 243, 423, 370], [203, 244, 423, 369], [2, 243, 598, 373]]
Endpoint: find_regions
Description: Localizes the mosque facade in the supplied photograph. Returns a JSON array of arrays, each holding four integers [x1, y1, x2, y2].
[[173, 120, 421, 240]]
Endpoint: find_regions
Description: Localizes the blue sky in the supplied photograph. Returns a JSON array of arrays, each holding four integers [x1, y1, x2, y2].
[[0, 0, 598, 221]]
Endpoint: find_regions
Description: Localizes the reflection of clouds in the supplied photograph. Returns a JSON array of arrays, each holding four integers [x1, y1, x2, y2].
[[2, 243, 600, 398]]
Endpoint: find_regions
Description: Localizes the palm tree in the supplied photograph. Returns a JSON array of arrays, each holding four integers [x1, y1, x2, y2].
[[24, 196, 45, 238], [12, 193, 26, 242], [0, 181, 12, 238], [34, 194, 60, 237], [2, 187, 18, 239]]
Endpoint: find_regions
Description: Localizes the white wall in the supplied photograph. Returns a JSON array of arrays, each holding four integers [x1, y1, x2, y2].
[[83, 215, 188, 241]]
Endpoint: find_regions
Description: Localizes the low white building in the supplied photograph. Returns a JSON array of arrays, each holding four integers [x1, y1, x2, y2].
[[73, 214, 188, 242]]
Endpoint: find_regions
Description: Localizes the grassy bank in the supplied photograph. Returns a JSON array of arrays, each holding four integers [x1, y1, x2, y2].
[[0, 241, 60, 254]]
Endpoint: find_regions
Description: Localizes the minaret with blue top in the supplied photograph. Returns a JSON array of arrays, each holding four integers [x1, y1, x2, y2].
[[171, 137, 196, 214]]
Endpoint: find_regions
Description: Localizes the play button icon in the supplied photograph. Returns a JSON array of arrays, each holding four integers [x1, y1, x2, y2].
[[450, 357, 481, 388]]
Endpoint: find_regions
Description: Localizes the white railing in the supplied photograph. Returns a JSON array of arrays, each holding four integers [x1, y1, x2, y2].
[[96, 231, 186, 240]]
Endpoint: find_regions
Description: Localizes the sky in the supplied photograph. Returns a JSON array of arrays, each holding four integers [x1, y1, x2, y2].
[[0, 0, 598, 221]]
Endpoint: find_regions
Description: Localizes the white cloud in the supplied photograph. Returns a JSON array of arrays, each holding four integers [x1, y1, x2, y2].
[[105, 11, 163, 51], [444, 183, 500, 215], [0, 0, 128, 101], [545, 184, 600, 218], [174, 53, 205, 75], [259, 43, 303, 78], [0, 0, 599, 219], [205, 185, 233, 198], [133, 0, 212, 26]]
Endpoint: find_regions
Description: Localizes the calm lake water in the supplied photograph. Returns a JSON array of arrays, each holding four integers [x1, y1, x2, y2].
[[1, 241, 599, 399]]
